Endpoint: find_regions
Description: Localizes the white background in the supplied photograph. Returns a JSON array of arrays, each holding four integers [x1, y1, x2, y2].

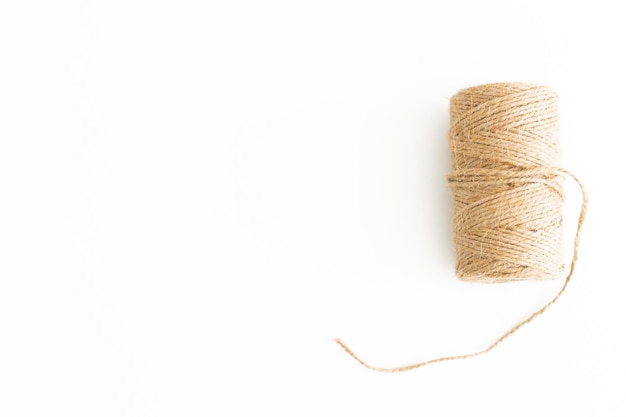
[[1, 1, 624, 416]]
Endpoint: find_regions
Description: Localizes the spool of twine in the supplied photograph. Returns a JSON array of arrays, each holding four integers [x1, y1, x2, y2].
[[335, 82, 587, 372]]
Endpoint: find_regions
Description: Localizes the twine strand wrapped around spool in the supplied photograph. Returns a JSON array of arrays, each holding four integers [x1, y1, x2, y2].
[[335, 83, 587, 372]]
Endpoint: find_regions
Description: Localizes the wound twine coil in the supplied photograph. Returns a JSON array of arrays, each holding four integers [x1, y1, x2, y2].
[[335, 82, 587, 372]]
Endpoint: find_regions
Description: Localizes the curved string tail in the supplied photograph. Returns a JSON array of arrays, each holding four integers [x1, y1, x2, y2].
[[335, 170, 587, 373]]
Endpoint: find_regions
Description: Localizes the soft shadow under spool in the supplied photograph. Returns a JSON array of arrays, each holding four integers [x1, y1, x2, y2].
[[335, 82, 587, 372]]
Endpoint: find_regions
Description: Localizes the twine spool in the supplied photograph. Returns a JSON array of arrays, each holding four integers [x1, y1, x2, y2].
[[335, 82, 587, 372], [450, 83, 564, 281]]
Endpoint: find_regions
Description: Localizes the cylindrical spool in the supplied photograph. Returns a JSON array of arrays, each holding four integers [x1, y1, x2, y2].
[[448, 83, 564, 282]]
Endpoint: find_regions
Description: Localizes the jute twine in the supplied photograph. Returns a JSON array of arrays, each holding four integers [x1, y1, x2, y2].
[[335, 82, 587, 372]]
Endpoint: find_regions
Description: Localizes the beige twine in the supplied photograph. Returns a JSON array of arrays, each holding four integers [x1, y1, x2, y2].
[[335, 82, 587, 372]]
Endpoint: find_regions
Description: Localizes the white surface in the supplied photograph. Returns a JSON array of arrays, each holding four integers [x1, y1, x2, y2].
[[1, 1, 624, 415]]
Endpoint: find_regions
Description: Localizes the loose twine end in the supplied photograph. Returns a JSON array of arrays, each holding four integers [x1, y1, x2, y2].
[[335, 169, 587, 373]]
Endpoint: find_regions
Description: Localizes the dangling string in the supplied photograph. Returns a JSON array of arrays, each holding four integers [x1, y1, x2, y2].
[[335, 169, 586, 373]]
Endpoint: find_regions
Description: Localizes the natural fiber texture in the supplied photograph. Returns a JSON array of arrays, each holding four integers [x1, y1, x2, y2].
[[335, 82, 587, 372], [449, 83, 564, 281]]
